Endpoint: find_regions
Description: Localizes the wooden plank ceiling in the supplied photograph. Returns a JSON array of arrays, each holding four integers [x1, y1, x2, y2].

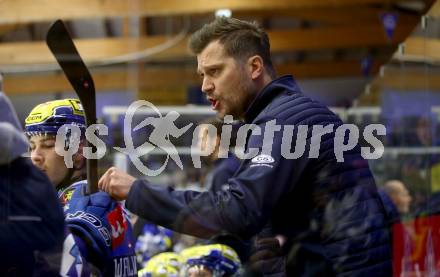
[[354, 1, 440, 106], [0, 0, 435, 98]]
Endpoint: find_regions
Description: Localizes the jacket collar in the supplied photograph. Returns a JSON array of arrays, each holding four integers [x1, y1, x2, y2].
[[244, 75, 300, 123]]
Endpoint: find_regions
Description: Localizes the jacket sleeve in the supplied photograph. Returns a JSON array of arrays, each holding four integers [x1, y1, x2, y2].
[[126, 118, 310, 239], [0, 158, 65, 253], [209, 156, 241, 191]]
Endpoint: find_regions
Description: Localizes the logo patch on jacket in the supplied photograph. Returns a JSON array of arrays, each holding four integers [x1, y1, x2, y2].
[[252, 154, 275, 163], [59, 187, 75, 206], [251, 154, 275, 168], [107, 204, 127, 249]]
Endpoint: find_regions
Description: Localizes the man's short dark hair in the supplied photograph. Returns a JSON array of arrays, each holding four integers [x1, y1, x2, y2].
[[189, 17, 276, 78]]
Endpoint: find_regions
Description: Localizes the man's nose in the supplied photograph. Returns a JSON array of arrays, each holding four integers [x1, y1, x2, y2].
[[201, 77, 214, 93], [30, 149, 44, 167]]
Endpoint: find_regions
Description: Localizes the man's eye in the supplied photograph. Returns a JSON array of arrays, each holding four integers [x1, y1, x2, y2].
[[43, 142, 55, 148]]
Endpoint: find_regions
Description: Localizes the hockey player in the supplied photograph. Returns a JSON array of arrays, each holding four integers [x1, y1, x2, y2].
[[25, 98, 137, 276]]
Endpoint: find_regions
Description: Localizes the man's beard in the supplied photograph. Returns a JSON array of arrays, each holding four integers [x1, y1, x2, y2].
[[231, 77, 257, 119]]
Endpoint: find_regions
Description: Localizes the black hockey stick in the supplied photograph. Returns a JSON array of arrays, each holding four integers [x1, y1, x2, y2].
[[46, 19, 98, 194]]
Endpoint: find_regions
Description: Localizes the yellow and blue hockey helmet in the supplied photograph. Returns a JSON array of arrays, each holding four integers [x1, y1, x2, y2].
[[25, 99, 86, 136], [138, 252, 184, 277], [181, 244, 241, 276]]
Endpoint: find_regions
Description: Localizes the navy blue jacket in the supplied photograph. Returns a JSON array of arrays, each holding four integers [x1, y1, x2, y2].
[[378, 188, 400, 223], [204, 153, 241, 191], [127, 75, 392, 276], [0, 158, 65, 276]]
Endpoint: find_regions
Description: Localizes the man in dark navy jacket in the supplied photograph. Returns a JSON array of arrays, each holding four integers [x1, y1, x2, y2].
[[99, 17, 392, 276], [0, 91, 65, 275]]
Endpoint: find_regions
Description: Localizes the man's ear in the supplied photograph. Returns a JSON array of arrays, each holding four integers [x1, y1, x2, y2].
[[248, 55, 264, 80]]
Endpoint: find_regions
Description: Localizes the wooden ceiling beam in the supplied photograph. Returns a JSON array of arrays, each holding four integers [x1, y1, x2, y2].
[[428, 0, 440, 17], [277, 60, 385, 78], [0, 0, 413, 24], [269, 21, 417, 51], [393, 37, 440, 63], [0, 36, 187, 67], [0, 24, 24, 36], [0, 22, 416, 69], [3, 60, 384, 95], [234, 7, 418, 25], [372, 67, 440, 91]]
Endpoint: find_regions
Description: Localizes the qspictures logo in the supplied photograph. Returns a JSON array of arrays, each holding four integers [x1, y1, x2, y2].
[[54, 100, 386, 176]]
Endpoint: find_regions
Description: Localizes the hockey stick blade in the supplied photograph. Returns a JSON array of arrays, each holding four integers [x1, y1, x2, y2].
[[46, 19, 98, 194]]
